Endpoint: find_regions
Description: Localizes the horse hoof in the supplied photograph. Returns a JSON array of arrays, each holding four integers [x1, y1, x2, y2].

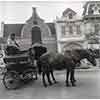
[[70, 80, 77, 84], [73, 80, 77, 82], [44, 84, 47, 87], [54, 81, 58, 84], [49, 83, 53, 86], [72, 83, 76, 87], [66, 84, 71, 87]]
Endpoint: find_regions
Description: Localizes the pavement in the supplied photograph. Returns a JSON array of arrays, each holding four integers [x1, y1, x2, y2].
[[0, 69, 100, 99]]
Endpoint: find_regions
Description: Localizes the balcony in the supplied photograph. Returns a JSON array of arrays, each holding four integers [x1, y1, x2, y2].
[[83, 15, 100, 20]]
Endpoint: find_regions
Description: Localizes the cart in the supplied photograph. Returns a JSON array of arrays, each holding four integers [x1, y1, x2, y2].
[[3, 53, 37, 90]]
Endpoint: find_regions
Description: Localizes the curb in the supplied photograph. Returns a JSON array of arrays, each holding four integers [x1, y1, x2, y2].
[[76, 67, 100, 72]]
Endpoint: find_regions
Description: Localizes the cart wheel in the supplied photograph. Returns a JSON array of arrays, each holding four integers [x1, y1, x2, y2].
[[23, 68, 37, 81], [33, 71, 38, 80], [3, 71, 20, 90]]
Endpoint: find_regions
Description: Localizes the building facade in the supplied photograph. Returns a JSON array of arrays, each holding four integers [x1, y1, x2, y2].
[[55, 8, 85, 53], [1, 8, 57, 52], [0, 1, 100, 53], [83, 1, 100, 50]]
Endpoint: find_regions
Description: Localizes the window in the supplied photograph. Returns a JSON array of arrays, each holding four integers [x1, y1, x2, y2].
[[69, 25, 73, 34], [61, 25, 66, 35], [99, 9, 100, 13], [76, 25, 80, 34], [69, 13, 73, 19], [94, 24, 99, 35], [88, 38, 99, 44], [88, 4, 95, 15], [33, 20, 38, 25]]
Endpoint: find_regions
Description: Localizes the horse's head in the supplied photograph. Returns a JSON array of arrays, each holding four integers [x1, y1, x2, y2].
[[86, 49, 96, 66]]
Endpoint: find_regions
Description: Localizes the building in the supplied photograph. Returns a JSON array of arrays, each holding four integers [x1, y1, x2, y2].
[[55, 8, 85, 53], [0, 1, 100, 53], [82, 1, 100, 50], [1, 8, 57, 52], [55, 1, 100, 53]]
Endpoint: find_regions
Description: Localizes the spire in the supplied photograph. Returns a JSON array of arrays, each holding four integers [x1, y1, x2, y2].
[[32, 7, 37, 19], [32, 7, 38, 24], [26, 7, 44, 24]]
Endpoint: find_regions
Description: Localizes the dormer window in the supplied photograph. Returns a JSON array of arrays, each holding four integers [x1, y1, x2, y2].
[[62, 8, 76, 18], [33, 20, 38, 25], [88, 4, 95, 15]]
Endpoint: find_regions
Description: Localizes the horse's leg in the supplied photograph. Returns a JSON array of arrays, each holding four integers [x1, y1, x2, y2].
[[46, 72, 53, 85], [70, 68, 76, 83], [42, 72, 47, 87], [66, 69, 70, 86], [70, 68, 76, 86], [73, 68, 76, 82], [50, 70, 58, 84]]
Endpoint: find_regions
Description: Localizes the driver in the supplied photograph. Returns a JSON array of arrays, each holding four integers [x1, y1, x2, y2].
[[7, 33, 20, 49], [6, 33, 26, 55]]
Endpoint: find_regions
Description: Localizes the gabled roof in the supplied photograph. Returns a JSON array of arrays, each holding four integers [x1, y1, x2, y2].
[[62, 8, 76, 17]]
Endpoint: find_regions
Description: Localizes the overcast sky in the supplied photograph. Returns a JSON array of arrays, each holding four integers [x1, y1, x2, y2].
[[0, 1, 87, 24], [0, 0, 88, 37]]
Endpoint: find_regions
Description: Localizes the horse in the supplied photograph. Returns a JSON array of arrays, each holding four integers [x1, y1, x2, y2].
[[34, 49, 96, 87], [64, 49, 96, 86]]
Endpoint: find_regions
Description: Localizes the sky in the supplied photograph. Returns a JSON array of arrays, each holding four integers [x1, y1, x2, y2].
[[0, 0, 89, 37], [0, 1, 86, 23]]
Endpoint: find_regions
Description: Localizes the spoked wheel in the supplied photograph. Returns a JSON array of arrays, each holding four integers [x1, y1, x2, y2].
[[22, 68, 38, 82], [3, 71, 20, 90]]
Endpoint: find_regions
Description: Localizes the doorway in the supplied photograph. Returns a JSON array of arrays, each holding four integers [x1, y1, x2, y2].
[[31, 26, 42, 44]]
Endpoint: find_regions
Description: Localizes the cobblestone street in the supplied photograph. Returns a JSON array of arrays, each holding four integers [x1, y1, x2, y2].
[[0, 69, 100, 99]]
